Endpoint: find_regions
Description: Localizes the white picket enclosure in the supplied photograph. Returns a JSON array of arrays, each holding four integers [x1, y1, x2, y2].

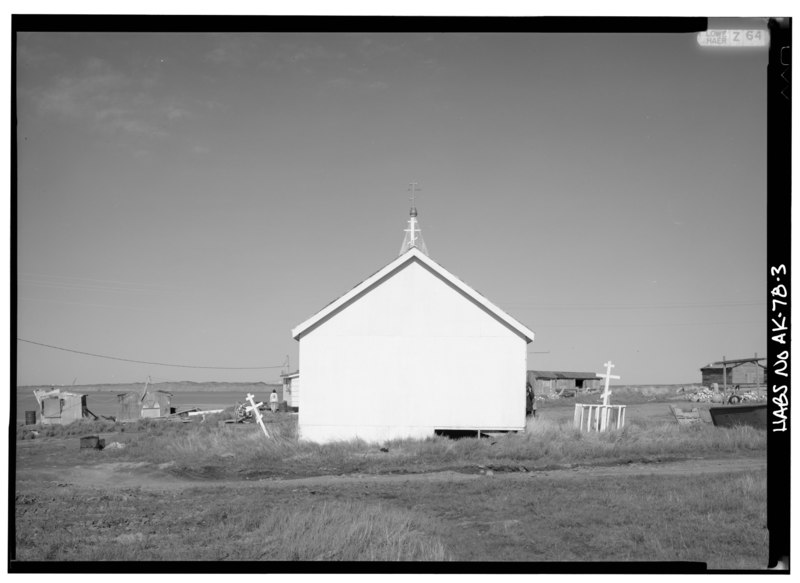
[[573, 403, 627, 432]]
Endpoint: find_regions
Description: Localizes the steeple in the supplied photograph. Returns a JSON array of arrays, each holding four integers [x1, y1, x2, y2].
[[400, 182, 428, 256]]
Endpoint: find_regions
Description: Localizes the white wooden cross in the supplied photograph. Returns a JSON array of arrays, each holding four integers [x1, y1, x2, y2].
[[245, 393, 270, 438], [596, 361, 621, 406]]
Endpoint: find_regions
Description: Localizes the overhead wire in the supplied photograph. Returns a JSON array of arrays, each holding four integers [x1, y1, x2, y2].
[[18, 272, 181, 296], [17, 338, 285, 370], [529, 320, 763, 328], [502, 300, 765, 310]]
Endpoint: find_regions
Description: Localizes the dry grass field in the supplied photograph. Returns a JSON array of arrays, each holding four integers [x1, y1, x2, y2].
[[13, 399, 769, 568]]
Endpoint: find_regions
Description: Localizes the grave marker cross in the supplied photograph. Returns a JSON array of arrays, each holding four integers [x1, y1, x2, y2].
[[245, 393, 270, 438], [596, 361, 621, 406]]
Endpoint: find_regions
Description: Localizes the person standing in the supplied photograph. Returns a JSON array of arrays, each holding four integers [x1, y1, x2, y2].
[[526, 383, 536, 418], [269, 389, 279, 413]]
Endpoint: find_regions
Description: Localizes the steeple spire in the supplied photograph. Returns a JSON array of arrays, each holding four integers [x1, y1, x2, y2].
[[400, 182, 428, 256]]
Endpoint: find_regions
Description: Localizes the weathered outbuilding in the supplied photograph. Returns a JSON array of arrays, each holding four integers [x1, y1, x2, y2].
[[33, 388, 94, 425], [141, 390, 173, 418], [280, 372, 300, 410], [116, 392, 143, 422], [700, 356, 765, 389], [527, 371, 603, 398]]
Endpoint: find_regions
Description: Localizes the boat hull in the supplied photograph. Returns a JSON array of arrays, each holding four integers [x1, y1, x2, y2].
[[709, 404, 767, 429]]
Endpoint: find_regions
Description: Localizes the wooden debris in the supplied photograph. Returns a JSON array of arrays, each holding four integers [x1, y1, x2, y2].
[[186, 409, 224, 422], [79, 435, 105, 450], [669, 405, 705, 425]]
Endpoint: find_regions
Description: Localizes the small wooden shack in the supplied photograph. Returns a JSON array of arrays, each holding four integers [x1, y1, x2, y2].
[[280, 371, 300, 410], [116, 392, 143, 422], [700, 355, 766, 389], [33, 388, 95, 425], [527, 371, 603, 398], [141, 390, 173, 418]]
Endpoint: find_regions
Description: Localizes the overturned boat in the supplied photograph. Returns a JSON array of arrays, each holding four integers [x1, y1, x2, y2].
[[708, 403, 767, 430]]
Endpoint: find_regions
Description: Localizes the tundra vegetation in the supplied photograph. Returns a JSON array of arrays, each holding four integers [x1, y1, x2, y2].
[[14, 404, 768, 567], [18, 412, 766, 476]]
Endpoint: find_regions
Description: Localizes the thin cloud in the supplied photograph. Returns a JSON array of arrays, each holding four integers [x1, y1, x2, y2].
[[204, 35, 266, 68], [206, 43, 245, 67], [165, 105, 192, 120], [16, 39, 64, 69], [326, 77, 351, 89], [37, 68, 127, 118], [265, 43, 347, 74], [26, 56, 190, 141], [357, 36, 407, 59], [106, 117, 168, 139]]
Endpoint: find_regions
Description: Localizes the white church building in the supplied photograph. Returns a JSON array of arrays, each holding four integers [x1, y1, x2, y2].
[[291, 193, 535, 443]]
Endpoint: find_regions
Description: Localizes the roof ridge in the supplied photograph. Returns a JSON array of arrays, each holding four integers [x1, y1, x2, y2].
[[292, 248, 535, 342]]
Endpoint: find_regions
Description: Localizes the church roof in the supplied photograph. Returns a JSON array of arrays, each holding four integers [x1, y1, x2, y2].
[[291, 247, 535, 343]]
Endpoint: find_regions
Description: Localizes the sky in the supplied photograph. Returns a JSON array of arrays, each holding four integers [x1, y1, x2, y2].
[[15, 23, 770, 386]]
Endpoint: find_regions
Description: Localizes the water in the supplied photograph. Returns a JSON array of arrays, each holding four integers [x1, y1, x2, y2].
[[14, 390, 271, 423]]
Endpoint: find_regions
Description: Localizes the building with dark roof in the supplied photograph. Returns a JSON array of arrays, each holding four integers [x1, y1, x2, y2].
[[527, 370, 603, 397], [700, 355, 765, 389]]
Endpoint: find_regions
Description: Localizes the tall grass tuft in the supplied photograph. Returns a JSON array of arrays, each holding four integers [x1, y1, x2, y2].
[[255, 501, 452, 561]]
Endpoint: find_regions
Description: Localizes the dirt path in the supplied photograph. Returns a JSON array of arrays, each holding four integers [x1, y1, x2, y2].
[[15, 455, 766, 492]]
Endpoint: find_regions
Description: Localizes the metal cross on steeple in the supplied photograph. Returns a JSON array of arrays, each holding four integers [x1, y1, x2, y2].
[[399, 181, 428, 256], [409, 181, 420, 211]]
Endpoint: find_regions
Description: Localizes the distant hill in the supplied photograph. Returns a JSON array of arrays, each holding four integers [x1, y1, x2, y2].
[[16, 381, 282, 394]]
